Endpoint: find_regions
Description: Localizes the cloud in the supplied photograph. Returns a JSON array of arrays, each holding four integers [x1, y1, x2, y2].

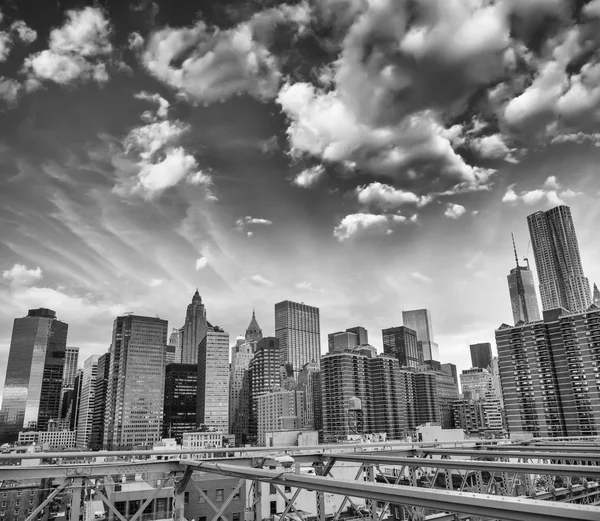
[[0, 77, 20, 105], [140, 3, 310, 103], [0, 31, 11, 61], [236, 216, 273, 235], [195, 257, 208, 270], [444, 203, 466, 219], [502, 176, 580, 206], [411, 272, 433, 285], [356, 182, 431, 211], [295, 281, 313, 290], [2, 264, 42, 287], [135, 91, 170, 120], [333, 213, 407, 241], [258, 136, 279, 155], [470, 133, 519, 163], [10, 21, 37, 44], [149, 278, 163, 287], [250, 274, 274, 288], [292, 165, 325, 188], [22, 7, 114, 87]]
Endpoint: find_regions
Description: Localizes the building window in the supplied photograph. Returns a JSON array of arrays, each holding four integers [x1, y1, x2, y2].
[[270, 501, 277, 515], [284, 486, 291, 494], [270, 484, 277, 495], [198, 491, 208, 503], [233, 513, 241, 521], [0, 502, 5, 507], [199, 517, 207, 521], [232, 489, 240, 500], [216, 489, 224, 502], [184, 492, 189, 504]]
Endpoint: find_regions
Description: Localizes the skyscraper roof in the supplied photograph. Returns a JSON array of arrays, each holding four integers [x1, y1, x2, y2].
[[245, 309, 263, 342]]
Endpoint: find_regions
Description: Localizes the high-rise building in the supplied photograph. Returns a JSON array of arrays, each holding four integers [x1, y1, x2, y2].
[[382, 326, 422, 367], [165, 344, 176, 365], [496, 307, 600, 437], [103, 314, 168, 450], [275, 301, 321, 374], [90, 352, 110, 450], [163, 363, 197, 443], [469, 342, 493, 370], [245, 310, 263, 344], [527, 205, 591, 313], [169, 327, 184, 364], [197, 325, 229, 432], [346, 326, 369, 345], [594, 283, 600, 306], [70, 369, 83, 431], [182, 290, 207, 364], [76, 355, 99, 449], [256, 389, 305, 445], [402, 309, 439, 361], [59, 346, 79, 423], [0, 308, 68, 443], [327, 331, 358, 353], [460, 367, 494, 399], [419, 361, 459, 428], [507, 237, 541, 325], [229, 339, 253, 444]]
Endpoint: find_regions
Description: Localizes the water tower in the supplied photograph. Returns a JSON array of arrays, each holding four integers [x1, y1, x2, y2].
[[348, 396, 364, 434]]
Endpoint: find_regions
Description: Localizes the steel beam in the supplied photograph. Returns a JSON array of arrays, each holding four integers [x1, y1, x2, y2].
[[25, 477, 71, 521], [85, 477, 127, 521], [419, 448, 600, 462], [69, 477, 82, 521], [182, 460, 600, 521], [322, 453, 600, 479]]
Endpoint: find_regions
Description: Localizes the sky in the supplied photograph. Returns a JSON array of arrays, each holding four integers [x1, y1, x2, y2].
[[2, 0, 600, 396]]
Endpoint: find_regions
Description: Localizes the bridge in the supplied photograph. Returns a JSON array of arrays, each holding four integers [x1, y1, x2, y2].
[[1, 437, 599, 521]]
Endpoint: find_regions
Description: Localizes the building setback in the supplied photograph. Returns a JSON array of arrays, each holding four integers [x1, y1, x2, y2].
[[163, 363, 197, 443], [0, 308, 68, 443], [496, 306, 600, 437], [103, 314, 168, 449], [275, 301, 321, 374]]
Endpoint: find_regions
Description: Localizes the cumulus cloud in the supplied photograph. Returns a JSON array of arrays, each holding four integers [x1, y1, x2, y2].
[[195, 257, 208, 270], [444, 203, 466, 219], [502, 176, 580, 206], [333, 213, 407, 241], [411, 272, 433, 285], [135, 91, 170, 120], [0, 77, 20, 105], [295, 281, 313, 290], [2, 264, 43, 287], [236, 216, 273, 235], [140, 3, 310, 103], [470, 134, 519, 163], [250, 274, 274, 288], [292, 165, 325, 188], [0, 31, 11, 61], [149, 278, 163, 287], [10, 21, 37, 44], [356, 182, 431, 212], [22, 7, 114, 87]]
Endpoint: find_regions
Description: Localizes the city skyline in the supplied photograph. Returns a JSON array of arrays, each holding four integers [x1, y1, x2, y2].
[[3, 1, 600, 397]]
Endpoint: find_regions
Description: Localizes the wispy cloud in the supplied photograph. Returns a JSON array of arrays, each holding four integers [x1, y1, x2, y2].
[[250, 274, 274, 288]]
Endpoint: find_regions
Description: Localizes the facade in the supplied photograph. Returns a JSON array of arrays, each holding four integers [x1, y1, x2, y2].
[[508, 264, 541, 325], [0, 480, 46, 521], [460, 367, 494, 399], [182, 431, 225, 458], [165, 345, 176, 365], [0, 308, 68, 443], [169, 327, 184, 364], [413, 371, 440, 426], [327, 331, 358, 353], [18, 428, 76, 449], [197, 326, 229, 432], [183, 473, 246, 521], [70, 369, 83, 431], [297, 361, 322, 434], [256, 389, 305, 446], [245, 310, 263, 344], [275, 301, 321, 374], [90, 352, 110, 450], [63, 346, 79, 388], [527, 205, 591, 313], [229, 340, 253, 444], [104, 479, 173, 521], [382, 326, 422, 367], [182, 290, 207, 365], [595, 283, 600, 306], [402, 309, 439, 361], [76, 355, 99, 449], [163, 363, 197, 443], [104, 314, 168, 449], [469, 343, 493, 370], [346, 326, 369, 345], [496, 307, 600, 437]]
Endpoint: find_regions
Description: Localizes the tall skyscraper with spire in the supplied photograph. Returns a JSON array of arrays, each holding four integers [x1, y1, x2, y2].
[[507, 234, 541, 325], [181, 289, 207, 364], [527, 205, 591, 313], [245, 310, 263, 343]]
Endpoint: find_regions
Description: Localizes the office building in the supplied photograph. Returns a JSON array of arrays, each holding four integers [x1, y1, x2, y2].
[[90, 352, 110, 450], [275, 301, 321, 374], [0, 308, 68, 443], [104, 314, 168, 449], [496, 307, 600, 437], [382, 326, 422, 367], [70, 369, 83, 431], [527, 205, 591, 313], [0, 480, 47, 521], [169, 327, 184, 364], [256, 389, 305, 446], [453, 396, 503, 436], [594, 283, 600, 306], [297, 361, 322, 434], [460, 367, 494, 399], [441, 363, 459, 389], [469, 342, 493, 370], [507, 239, 541, 324], [402, 309, 439, 361], [346, 326, 368, 345], [182, 290, 207, 364], [245, 310, 263, 343], [413, 370, 440, 426], [76, 355, 99, 449], [197, 325, 229, 432], [163, 363, 197, 443], [63, 346, 79, 388], [229, 340, 253, 444], [327, 331, 358, 353], [182, 473, 246, 521]]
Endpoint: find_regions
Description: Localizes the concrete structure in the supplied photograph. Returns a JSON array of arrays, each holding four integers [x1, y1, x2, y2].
[[76, 355, 99, 449], [382, 326, 422, 367], [182, 289, 207, 365], [256, 389, 305, 446], [594, 283, 600, 306], [275, 301, 321, 374], [104, 314, 168, 449], [0, 308, 68, 443], [183, 472, 246, 521], [265, 429, 319, 447], [0, 479, 46, 521], [469, 342, 493, 370], [527, 205, 591, 313], [163, 363, 197, 443], [59, 346, 79, 421], [197, 326, 229, 432], [182, 431, 225, 459], [165, 344, 176, 365], [18, 428, 77, 449], [402, 309, 439, 361], [496, 306, 600, 437]]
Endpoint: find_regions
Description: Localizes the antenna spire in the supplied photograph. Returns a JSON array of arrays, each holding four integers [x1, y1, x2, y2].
[[511, 233, 519, 267]]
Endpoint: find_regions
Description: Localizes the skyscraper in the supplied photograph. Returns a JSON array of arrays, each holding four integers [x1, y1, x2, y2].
[[402, 309, 439, 361], [182, 290, 207, 364], [163, 363, 197, 443], [327, 331, 358, 353], [527, 205, 591, 313], [469, 342, 493, 370], [382, 326, 422, 367], [346, 326, 368, 345], [594, 283, 600, 306], [103, 314, 168, 450], [197, 325, 229, 432], [508, 237, 541, 324], [59, 346, 79, 423], [90, 352, 110, 450], [0, 308, 68, 443], [275, 301, 321, 374], [76, 355, 98, 449], [169, 327, 184, 364], [245, 310, 263, 344]]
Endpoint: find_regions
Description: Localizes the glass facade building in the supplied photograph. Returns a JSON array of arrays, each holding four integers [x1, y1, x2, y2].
[[163, 363, 197, 443], [469, 342, 493, 370], [76, 355, 98, 449], [402, 309, 439, 361], [507, 265, 541, 325], [382, 326, 422, 367], [0, 308, 68, 443]]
